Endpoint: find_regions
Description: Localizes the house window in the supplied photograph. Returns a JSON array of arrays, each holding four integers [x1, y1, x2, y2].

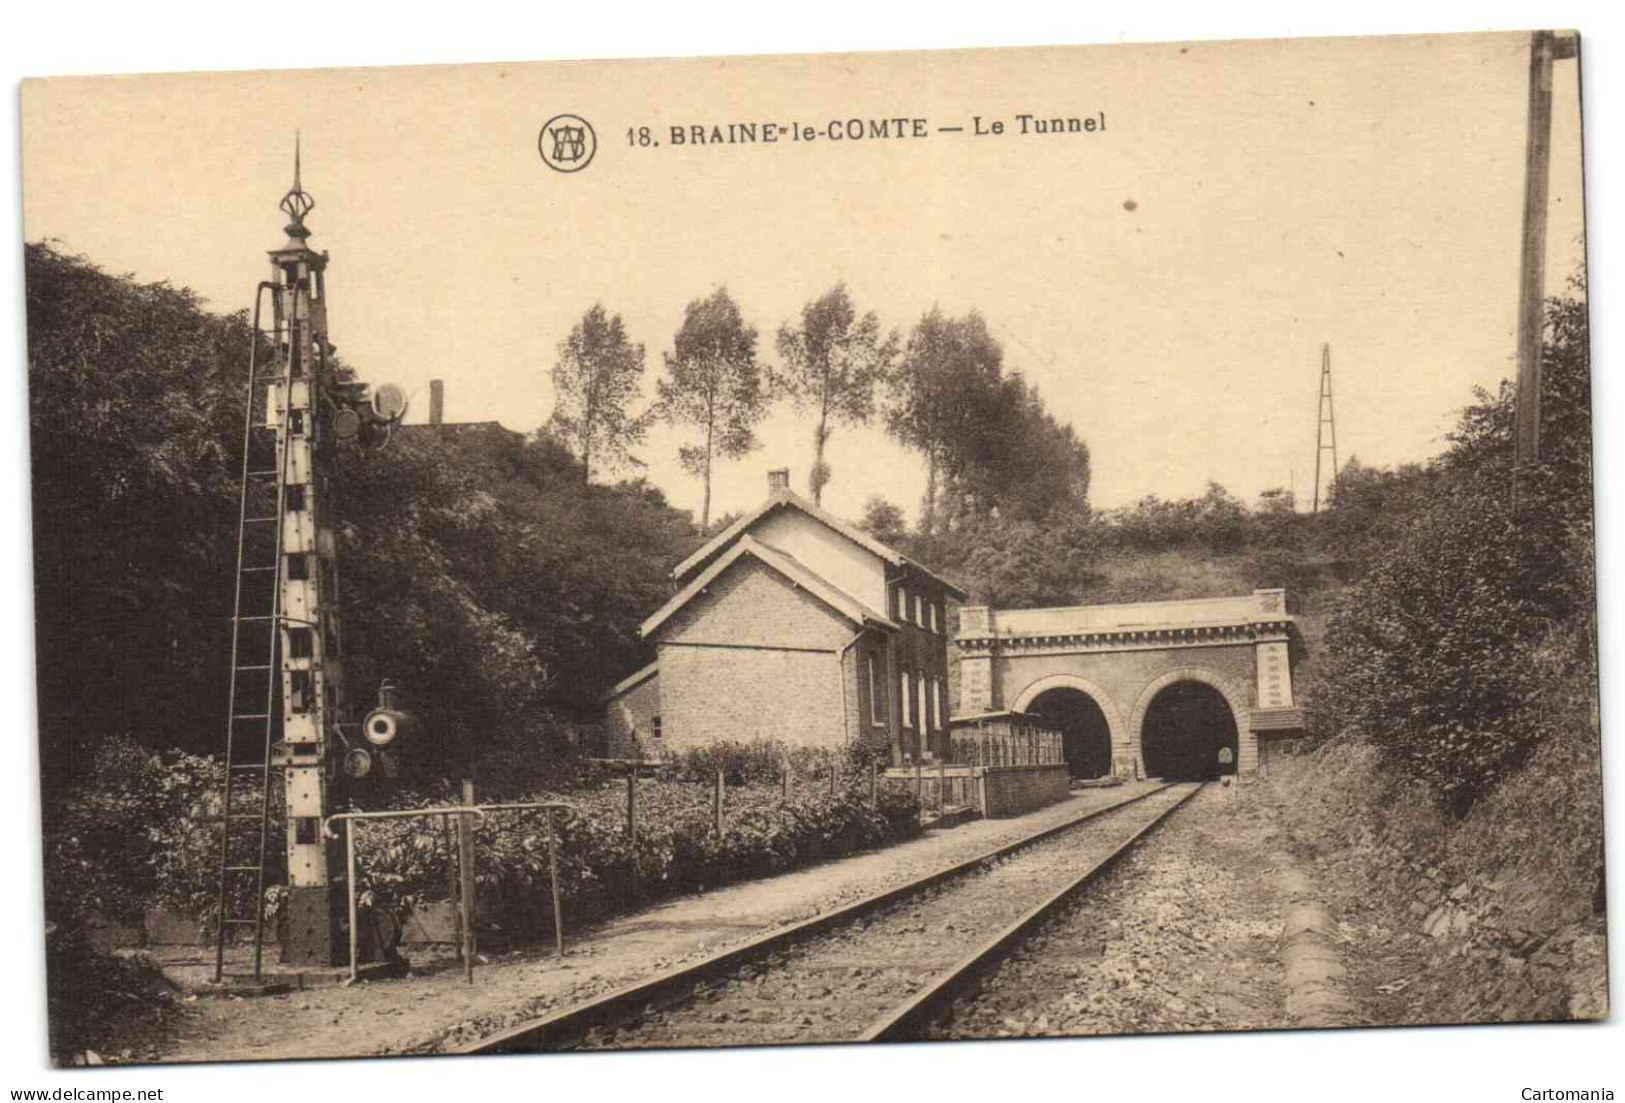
[[913, 594, 923, 627], [868, 654, 884, 726], [929, 677, 940, 731], [651, 715, 662, 743], [896, 585, 907, 621], [918, 677, 929, 734], [930, 602, 940, 634], [901, 671, 913, 728]]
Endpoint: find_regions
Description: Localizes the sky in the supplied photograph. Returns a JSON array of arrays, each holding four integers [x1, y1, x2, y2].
[[21, 31, 1586, 525]]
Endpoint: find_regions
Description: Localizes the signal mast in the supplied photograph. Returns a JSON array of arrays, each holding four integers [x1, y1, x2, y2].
[[213, 144, 411, 981]]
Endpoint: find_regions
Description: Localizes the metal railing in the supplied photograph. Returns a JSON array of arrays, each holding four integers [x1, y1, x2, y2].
[[324, 798, 572, 983]]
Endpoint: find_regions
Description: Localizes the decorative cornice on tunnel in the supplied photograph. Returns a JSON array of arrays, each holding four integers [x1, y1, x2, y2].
[[956, 618, 1291, 656]]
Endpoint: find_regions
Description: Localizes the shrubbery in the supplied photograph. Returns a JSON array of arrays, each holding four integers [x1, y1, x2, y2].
[[353, 773, 919, 937], [1280, 617, 1602, 932], [660, 736, 888, 785], [47, 738, 920, 948], [40, 739, 231, 1063], [24, 243, 703, 791], [42, 737, 231, 934], [44, 923, 175, 1062], [1311, 286, 1594, 816]]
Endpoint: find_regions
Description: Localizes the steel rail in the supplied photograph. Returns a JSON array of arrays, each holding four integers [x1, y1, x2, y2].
[[859, 780, 1205, 1041], [460, 781, 1180, 1055]]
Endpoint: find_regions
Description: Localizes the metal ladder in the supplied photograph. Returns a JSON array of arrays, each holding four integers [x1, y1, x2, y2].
[[212, 283, 289, 983]]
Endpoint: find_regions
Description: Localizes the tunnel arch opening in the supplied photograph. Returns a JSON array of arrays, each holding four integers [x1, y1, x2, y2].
[[1139, 680, 1239, 780], [1025, 687, 1113, 779]]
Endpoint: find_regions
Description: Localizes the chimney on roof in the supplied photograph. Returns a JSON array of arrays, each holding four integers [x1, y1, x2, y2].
[[767, 468, 791, 495], [429, 379, 445, 425]]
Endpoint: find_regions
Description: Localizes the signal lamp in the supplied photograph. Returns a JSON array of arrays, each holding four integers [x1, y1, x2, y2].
[[343, 746, 373, 778], [362, 707, 414, 747], [333, 407, 362, 440], [372, 383, 408, 422]]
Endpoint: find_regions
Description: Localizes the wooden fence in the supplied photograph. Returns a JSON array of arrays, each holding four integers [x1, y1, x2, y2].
[[948, 728, 1064, 767]]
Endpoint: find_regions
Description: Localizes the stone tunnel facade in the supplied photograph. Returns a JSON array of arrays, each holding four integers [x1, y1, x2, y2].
[[955, 589, 1306, 777]]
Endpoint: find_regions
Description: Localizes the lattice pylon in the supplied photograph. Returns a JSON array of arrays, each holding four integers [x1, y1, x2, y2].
[[1312, 343, 1338, 513]]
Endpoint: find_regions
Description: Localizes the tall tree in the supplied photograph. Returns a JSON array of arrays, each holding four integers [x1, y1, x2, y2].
[[958, 371, 1090, 525], [656, 287, 767, 530], [774, 284, 899, 504], [856, 495, 908, 548], [22, 243, 701, 788], [884, 307, 1005, 535], [547, 303, 649, 485], [26, 243, 248, 790]]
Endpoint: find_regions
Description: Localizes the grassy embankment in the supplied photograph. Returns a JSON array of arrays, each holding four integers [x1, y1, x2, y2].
[[1087, 545, 1605, 1025]]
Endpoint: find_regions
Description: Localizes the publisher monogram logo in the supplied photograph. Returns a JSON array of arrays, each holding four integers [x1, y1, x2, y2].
[[539, 114, 597, 173]]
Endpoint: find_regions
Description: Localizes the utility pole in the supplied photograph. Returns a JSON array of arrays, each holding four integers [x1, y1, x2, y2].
[[1312, 343, 1338, 513], [1512, 30, 1579, 510]]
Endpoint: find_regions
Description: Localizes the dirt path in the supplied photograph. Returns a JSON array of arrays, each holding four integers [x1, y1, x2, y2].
[[132, 781, 1166, 1064]]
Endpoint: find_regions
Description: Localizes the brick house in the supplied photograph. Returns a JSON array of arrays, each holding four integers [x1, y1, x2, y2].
[[604, 470, 966, 765]]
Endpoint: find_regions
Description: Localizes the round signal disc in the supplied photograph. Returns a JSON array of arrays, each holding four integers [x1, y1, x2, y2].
[[372, 383, 408, 422], [365, 710, 399, 747], [344, 746, 373, 778], [333, 407, 362, 440]]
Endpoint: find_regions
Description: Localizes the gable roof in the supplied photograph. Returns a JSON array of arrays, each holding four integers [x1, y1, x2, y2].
[[602, 660, 659, 702], [642, 534, 900, 640], [673, 488, 968, 600]]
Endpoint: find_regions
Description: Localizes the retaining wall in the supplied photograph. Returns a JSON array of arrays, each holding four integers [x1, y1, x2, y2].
[[979, 763, 1072, 817], [882, 762, 1071, 819]]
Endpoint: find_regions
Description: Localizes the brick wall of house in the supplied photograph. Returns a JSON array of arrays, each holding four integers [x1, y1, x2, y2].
[[653, 558, 860, 751], [658, 557, 858, 652], [658, 644, 846, 749], [604, 669, 660, 758], [752, 508, 889, 613], [851, 631, 892, 759], [886, 570, 953, 762]]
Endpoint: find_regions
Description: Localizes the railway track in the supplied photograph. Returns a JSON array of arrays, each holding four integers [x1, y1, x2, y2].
[[461, 780, 1203, 1054]]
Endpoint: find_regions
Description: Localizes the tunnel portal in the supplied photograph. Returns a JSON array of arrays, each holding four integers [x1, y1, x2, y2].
[[1026, 687, 1113, 779], [1139, 680, 1239, 780]]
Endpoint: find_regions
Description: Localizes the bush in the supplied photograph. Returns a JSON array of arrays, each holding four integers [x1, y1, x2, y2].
[[42, 737, 234, 933], [39, 738, 225, 1063], [351, 774, 920, 937], [43, 735, 920, 957], [1280, 621, 1602, 930], [662, 738, 796, 785], [661, 737, 882, 786], [1447, 623, 1604, 921], [44, 923, 175, 1063], [1311, 287, 1593, 815]]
